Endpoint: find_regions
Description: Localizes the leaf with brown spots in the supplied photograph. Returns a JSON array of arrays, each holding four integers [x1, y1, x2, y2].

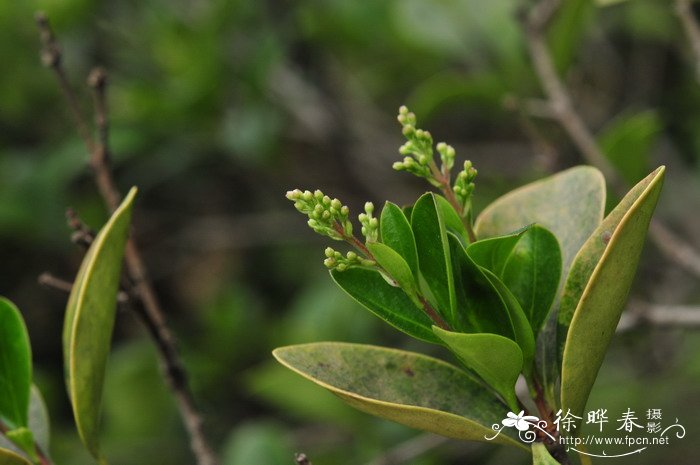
[[273, 342, 525, 448]]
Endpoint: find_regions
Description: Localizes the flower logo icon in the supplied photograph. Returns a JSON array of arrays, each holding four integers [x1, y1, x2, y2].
[[502, 410, 540, 431]]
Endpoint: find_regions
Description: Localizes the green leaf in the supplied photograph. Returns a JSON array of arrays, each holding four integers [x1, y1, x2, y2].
[[273, 342, 524, 449], [466, 226, 530, 276], [379, 202, 419, 278], [330, 268, 439, 344], [501, 226, 562, 335], [434, 195, 469, 245], [560, 167, 664, 420], [367, 242, 418, 300], [432, 328, 523, 412], [481, 269, 536, 376], [475, 166, 605, 279], [531, 443, 560, 465], [411, 193, 456, 324], [63, 187, 137, 459], [0, 448, 32, 465], [0, 298, 31, 429], [598, 111, 661, 185], [447, 234, 514, 337]]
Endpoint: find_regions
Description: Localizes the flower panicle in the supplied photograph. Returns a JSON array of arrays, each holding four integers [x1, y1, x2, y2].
[[393, 106, 459, 187], [286, 189, 352, 240]]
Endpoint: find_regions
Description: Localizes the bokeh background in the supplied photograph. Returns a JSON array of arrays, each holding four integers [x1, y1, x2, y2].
[[2, 0, 700, 464]]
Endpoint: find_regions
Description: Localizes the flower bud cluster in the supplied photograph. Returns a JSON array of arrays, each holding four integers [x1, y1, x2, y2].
[[323, 247, 375, 271], [358, 202, 379, 243], [436, 142, 455, 172], [286, 189, 352, 240], [453, 160, 478, 213], [393, 106, 437, 183]]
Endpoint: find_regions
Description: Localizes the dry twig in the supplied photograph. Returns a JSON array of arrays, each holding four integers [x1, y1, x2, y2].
[[35, 12, 218, 465], [520, 0, 700, 282], [618, 302, 700, 332]]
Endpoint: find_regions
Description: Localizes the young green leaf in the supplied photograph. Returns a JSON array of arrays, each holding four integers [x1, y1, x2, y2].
[[366, 242, 419, 300], [447, 234, 514, 337], [330, 268, 439, 344], [475, 166, 605, 278], [466, 226, 530, 276], [531, 443, 560, 465], [434, 195, 469, 245], [0, 448, 32, 465], [501, 225, 562, 335], [560, 167, 664, 420], [380, 202, 419, 278], [63, 187, 137, 460], [432, 328, 523, 412], [0, 298, 32, 430], [480, 269, 536, 376], [411, 193, 456, 324], [273, 342, 524, 449]]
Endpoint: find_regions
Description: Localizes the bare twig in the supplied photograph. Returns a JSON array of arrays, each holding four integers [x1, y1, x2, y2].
[[38, 272, 130, 304], [35, 12, 94, 153], [675, 0, 700, 81], [66, 207, 95, 248], [38, 272, 75, 294], [520, 0, 700, 282], [36, 13, 218, 465], [87, 68, 121, 211], [618, 302, 700, 332], [521, 0, 617, 183]]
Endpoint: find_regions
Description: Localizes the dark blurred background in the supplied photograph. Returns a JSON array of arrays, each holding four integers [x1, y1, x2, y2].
[[1, 0, 700, 464]]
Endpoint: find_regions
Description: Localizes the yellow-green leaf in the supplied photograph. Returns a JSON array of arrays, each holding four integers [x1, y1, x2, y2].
[[0, 448, 31, 465], [273, 342, 524, 448], [63, 187, 137, 460], [560, 167, 664, 420]]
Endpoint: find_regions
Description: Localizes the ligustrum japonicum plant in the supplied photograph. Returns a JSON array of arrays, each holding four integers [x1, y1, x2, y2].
[[274, 106, 665, 464]]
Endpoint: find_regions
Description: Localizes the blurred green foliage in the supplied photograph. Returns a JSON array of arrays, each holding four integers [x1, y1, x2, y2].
[[1, 0, 700, 464]]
